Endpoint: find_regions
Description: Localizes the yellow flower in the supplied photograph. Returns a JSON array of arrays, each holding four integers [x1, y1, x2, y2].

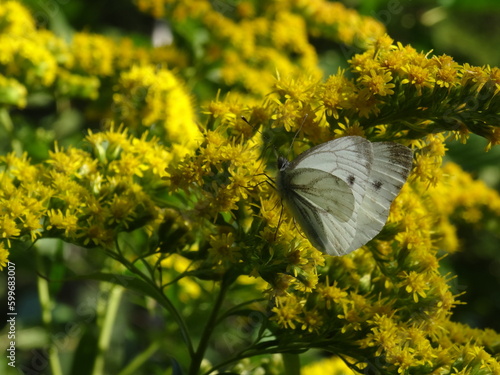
[[302, 356, 357, 375], [387, 346, 415, 373], [0, 74, 27, 107], [0, 242, 9, 270], [270, 97, 304, 132], [317, 281, 348, 310], [0, 34, 57, 87], [321, 70, 357, 119], [80, 224, 114, 248], [271, 13, 309, 52], [400, 271, 429, 303], [350, 52, 382, 74], [350, 88, 381, 118], [0, 215, 20, 246], [46, 209, 79, 238], [106, 195, 138, 228], [56, 70, 100, 99], [273, 74, 318, 104], [334, 118, 366, 137], [0, 1, 36, 36], [208, 232, 241, 266], [401, 64, 434, 94], [296, 1, 385, 47], [337, 293, 369, 333], [112, 65, 201, 159], [371, 34, 396, 55], [134, 0, 169, 18], [365, 314, 401, 355], [359, 69, 395, 96], [300, 309, 323, 333], [485, 126, 500, 151], [20, 211, 43, 241], [71, 33, 114, 76], [432, 54, 459, 88], [272, 294, 303, 329], [460, 63, 491, 91]]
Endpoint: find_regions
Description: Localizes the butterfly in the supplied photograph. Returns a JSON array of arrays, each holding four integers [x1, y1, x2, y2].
[[276, 136, 413, 256]]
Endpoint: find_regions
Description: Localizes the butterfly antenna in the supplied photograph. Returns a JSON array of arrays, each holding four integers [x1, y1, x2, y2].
[[274, 199, 285, 242], [286, 114, 308, 157]]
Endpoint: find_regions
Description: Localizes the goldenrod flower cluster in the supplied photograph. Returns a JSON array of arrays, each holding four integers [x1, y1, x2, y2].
[[0, 0, 202, 270], [1, 1, 500, 374], [112, 64, 200, 158], [0, 1, 190, 107], [0, 128, 171, 253]]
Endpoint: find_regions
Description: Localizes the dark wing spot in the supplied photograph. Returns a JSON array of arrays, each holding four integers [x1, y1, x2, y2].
[[347, 175, 355, 186], [388, 143, 413, 170], [372, 181, 383, 190]]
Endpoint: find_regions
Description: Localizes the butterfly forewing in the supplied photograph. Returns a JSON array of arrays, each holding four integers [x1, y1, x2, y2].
[[290, 136, 373, 181]]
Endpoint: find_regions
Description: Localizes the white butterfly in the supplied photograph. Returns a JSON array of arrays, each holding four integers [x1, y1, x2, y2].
[[276, 136, 413, 256]]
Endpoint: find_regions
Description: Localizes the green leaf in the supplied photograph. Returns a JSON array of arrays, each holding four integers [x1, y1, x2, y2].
[[71, 272, 164, 305], [70, 325, 98, 375], [171, 357, 184, 375]]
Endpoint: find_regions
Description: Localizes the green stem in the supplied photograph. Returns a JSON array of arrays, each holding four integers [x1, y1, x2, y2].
[[282, 353, 301, 375], [203, 335, 344, 375], [215, 298, 267, 325], [188, 278, 229, 375], [92, 285, 124, 375], [36, 248, 63, 375], [202, 347, 301, 375], [0, 107, 13, 133], [117, 341, 160, 375], [109, 246, 194, 357]]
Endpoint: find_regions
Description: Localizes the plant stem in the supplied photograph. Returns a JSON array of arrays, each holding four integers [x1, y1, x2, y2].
[[282, 353, 301, 375], [117, 341, 160, 375], [36, 248, 63, 375], [109, 246, 194, 357], [188, 278, 229, 375], [92, 285, 124, 375]]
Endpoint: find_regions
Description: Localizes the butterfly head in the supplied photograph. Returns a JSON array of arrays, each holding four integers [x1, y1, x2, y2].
[[277, 156, 290, 171]]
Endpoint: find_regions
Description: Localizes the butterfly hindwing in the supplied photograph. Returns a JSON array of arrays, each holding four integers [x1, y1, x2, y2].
[[284, 168, 355, 221], [347, 142, 413, 252], [278, 168, 356, 254]]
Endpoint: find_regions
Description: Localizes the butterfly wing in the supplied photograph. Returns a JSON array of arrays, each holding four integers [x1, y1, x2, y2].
[[279, 136, 374, 255], [278, 167, 356, 255], [290, 136, 374, 218], [347, 142, 413, 252], [278, 136, 413, 256]]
